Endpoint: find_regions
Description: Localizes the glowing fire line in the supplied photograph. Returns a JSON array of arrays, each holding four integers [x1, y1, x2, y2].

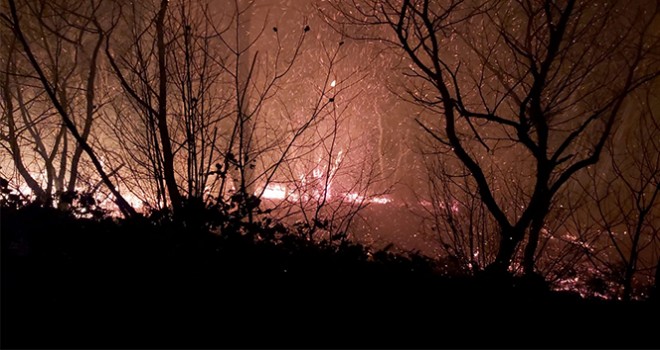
[[258, 182, 392, 204]]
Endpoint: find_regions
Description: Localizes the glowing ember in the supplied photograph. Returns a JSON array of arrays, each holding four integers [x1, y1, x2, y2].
[[369, 196, 392, 204], [344, 192, 364, 202]]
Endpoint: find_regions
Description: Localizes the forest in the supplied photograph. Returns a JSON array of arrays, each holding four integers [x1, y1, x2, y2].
[[1, 0, 659, 348]]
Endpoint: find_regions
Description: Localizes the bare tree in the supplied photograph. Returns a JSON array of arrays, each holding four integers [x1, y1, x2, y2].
[[327, 0, 660, 275], [1, 36, 50, 203], [103, 0, 318, 224], [578, 87, 660, 300], [99, 0, 231, 212], [168, 2, 222, 200], [279, 86, 385, 243], [1, 0, 136, 217], [102, 0, 183, 212], [419, 151, 499, 273], [202, 0, 315, 225]]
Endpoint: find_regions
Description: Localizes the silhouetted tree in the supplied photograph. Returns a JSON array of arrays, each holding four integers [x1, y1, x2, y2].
[[327, 0, 660, 275], [103, 0, 183, 212], [1, 0, 136, 217], [579, 86, 660, 300]]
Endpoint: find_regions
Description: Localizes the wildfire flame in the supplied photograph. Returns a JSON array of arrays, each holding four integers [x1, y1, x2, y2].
[[261, 183, 288, 200], [257, 150, 391, 205], [258, 182, 391, 204]]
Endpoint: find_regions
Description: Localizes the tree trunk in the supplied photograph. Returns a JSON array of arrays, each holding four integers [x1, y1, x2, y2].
[[522, 212, 548, 275], [68, 31, 104, 192], [622, 259, 636, 302], [654, 257, 660, 300], [156, 0, 182, 211], [3, 69, 49, 204], [488, 228, 522, 274], [622, 225, 643, 301]]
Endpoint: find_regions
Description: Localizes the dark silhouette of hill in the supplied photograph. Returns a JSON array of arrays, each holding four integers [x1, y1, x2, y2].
[[1, 202, 657, 349]]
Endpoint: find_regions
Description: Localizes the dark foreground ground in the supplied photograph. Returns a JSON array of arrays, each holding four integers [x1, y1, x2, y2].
[[2, 205, 658, 349]]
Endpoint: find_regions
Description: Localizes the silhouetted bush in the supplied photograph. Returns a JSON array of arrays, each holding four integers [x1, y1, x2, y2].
[[1, 199, 657, 349]]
